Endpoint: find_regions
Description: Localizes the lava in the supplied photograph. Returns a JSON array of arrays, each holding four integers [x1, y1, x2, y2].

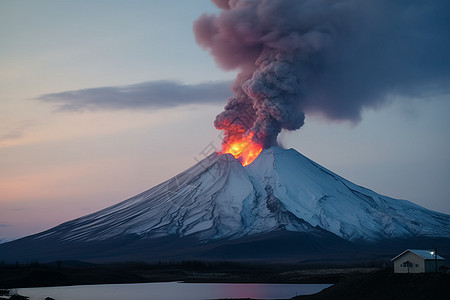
[[221, 131, 263, 166]]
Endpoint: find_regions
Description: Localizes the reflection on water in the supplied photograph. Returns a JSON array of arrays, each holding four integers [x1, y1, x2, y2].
[[19, 282, 332, 300]]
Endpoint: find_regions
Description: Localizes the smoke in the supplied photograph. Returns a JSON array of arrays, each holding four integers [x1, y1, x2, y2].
[[194, 0, 450, 147]]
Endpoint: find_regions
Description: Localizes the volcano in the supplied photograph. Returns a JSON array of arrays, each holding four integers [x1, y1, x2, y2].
[[1, 147, 450, 263]]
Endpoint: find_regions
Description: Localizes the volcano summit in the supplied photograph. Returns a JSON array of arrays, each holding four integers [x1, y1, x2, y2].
[[1, 147, 449, 263]]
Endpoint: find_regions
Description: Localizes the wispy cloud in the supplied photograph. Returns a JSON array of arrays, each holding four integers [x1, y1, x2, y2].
[[0, 128, 24, 142], [37, 80, 233, 112], [0, 121, 34, 144]]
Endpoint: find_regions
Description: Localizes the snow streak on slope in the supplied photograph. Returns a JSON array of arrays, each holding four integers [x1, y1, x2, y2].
[[247, 148, 450, 241], [33, 147, 450, 243]]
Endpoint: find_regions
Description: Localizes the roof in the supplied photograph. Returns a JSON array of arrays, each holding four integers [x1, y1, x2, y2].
[[391, 249, 445, 261]]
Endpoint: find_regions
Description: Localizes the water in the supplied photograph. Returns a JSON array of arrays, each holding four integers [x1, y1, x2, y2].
[[17, 282, 332, 300]]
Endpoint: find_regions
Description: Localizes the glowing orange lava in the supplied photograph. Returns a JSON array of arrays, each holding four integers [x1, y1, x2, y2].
[[221, 132, 263, 166]]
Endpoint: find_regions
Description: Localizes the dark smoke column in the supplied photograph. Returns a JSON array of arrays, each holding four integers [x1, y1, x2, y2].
[[194, 0, 317, 148], [194, 0, 450, 148]]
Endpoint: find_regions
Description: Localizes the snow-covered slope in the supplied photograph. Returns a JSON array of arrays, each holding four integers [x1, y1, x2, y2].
[[247, 148, 450, 241], [30, 147, 450, 244]]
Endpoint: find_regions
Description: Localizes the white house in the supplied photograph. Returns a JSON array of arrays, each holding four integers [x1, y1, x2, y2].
[[391, 249, 445, 273]]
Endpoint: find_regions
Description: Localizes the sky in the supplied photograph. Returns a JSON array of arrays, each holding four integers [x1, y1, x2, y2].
[[1, 0, 449, 241]]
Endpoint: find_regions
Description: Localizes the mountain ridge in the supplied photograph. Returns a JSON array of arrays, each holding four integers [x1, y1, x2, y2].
[[1, 147, 449, 263]]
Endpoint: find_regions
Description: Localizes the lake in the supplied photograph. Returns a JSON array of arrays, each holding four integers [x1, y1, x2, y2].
[[17, 282, 332, 300]]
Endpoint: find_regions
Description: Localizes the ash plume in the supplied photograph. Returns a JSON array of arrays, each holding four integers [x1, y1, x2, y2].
[[194, 0, 450, 147]]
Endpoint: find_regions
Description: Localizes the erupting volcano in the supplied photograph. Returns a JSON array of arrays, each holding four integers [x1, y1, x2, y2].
[[220, 128, 262, 166], [1, 147, 450, 263], [1, 0, 449, 264]]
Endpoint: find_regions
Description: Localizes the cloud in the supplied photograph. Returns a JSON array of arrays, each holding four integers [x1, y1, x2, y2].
[[0, 224, 8, 228], [37, 80, 233, 112], [0, 129, 24, 142], [0, 121, 34, 144]]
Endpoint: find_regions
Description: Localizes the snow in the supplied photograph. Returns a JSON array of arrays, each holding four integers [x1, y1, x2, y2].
[[32, 147, 450, 243]]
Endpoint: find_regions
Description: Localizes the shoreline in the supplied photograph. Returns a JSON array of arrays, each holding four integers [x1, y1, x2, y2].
[[2, 267, 449, 300], [0, 261, 378, 289], [5, 282, 335, 300]]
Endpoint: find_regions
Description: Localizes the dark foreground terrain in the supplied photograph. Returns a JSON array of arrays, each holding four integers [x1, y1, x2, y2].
[[0, 261, 375, 288], [1, 262, 449, 300], [295, 268, 450, 300]]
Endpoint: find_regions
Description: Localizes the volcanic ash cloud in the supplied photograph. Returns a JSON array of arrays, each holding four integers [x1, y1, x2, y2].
[[194, 0, 450, 150]]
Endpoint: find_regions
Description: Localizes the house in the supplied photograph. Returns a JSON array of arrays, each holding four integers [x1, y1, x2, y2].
[[391, 249, 445, 273]]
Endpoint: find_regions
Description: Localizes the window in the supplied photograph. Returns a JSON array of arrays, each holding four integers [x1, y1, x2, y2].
[[400, 262, 412, 268]]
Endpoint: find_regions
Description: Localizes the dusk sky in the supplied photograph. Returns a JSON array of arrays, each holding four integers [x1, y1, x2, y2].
[[1, 0, 449, 241]]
